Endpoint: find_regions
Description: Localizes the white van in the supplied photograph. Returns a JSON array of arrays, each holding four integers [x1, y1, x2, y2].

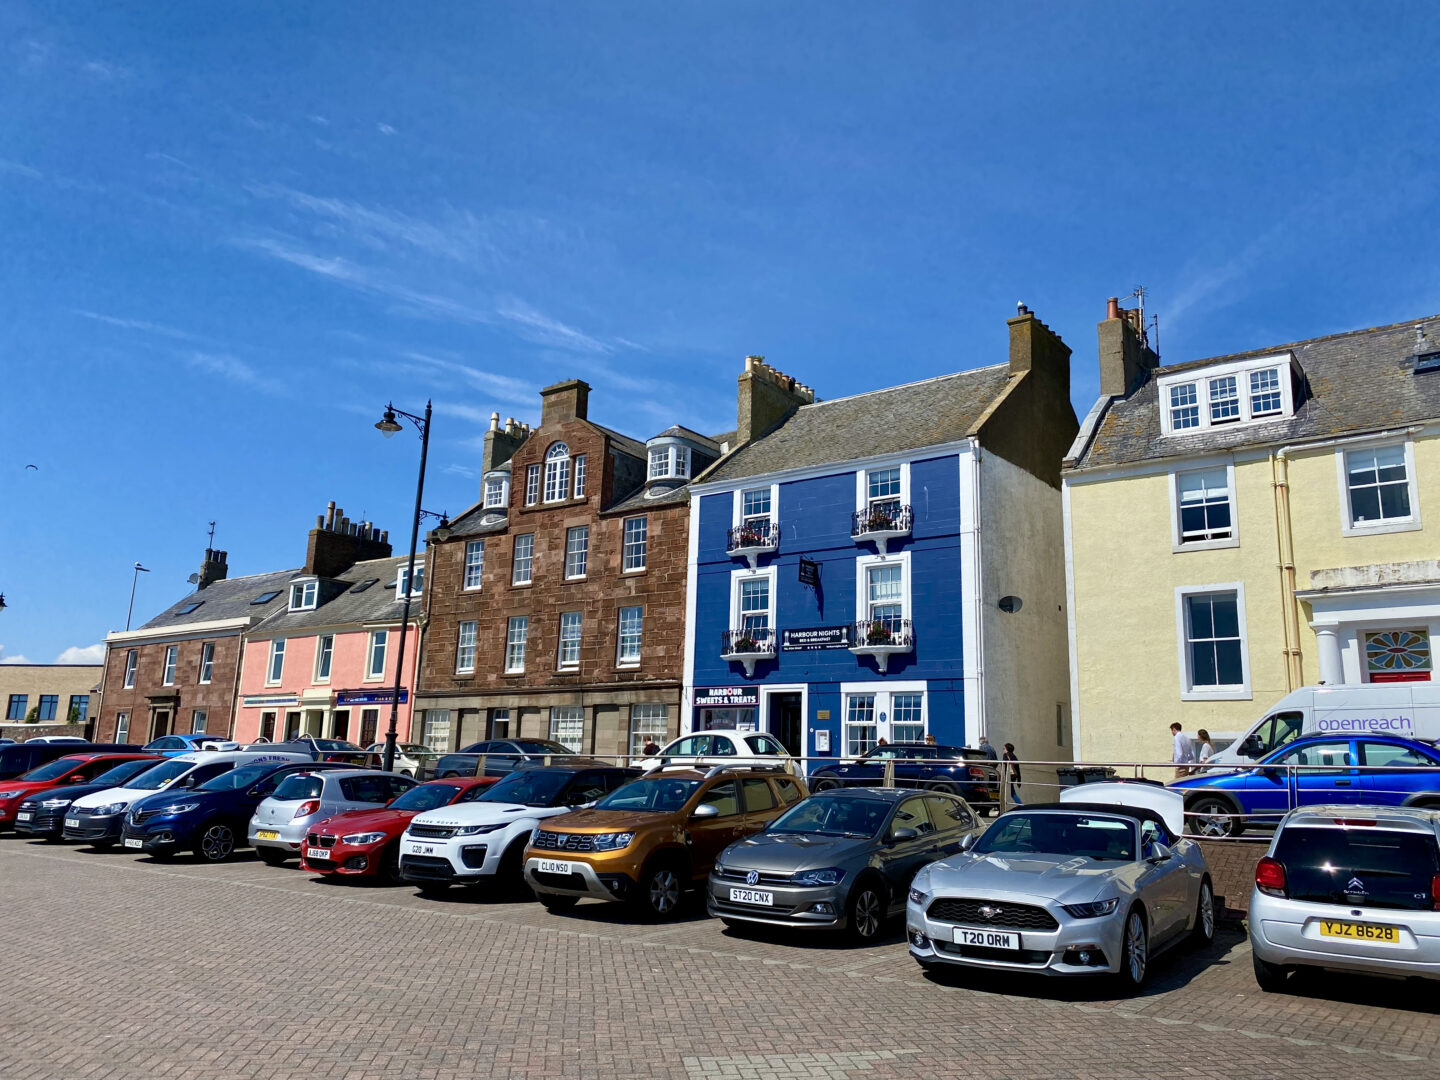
[[63, 749, 311, 847], [1207, 684, 1440, 766]]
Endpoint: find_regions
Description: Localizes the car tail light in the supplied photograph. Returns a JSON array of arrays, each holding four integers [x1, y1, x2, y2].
[[1331, 818, 1376, 827], [1431, 873, 1440, 912], [968, 767, 986, 780], [294, 800, 320, 819], [1255, 856, 1287, 898]]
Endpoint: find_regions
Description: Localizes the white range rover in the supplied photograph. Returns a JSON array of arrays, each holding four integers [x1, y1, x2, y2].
[[398, 763, 640, 893]]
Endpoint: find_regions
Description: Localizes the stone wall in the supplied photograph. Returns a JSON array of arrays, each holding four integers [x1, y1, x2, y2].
[[0, 723, 89, 742]]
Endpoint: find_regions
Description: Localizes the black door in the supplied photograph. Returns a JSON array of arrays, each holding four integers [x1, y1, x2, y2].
[[359, 709, 379, 746], [770, 693, 803, 756]]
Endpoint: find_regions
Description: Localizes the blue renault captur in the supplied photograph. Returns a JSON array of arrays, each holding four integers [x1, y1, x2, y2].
[[120, 758, 344, 862], [1171, 734, 1440, 838], [142, 734, 235, 757]]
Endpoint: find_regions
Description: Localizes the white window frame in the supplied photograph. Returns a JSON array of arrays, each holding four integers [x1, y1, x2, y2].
[[854, 551, 913, 623], [314, 634, 334, 683], [198, 642, 215, 684], [549, 706, 585, 752], [731, 484, 780, 528], [728, 566, 778, 631], [115, 711, 130, 742], [648, 444, 690, 481], [482, 474, 508, 509], [289, 579, 318, 612], [161, 645, 178, 687], [513, 534, 534, 586], [543, 442, 571, 503], [396, 562, 425, 599], [617, 605, 643, 667], [456, 620, 478, 674], [1336, 438, 1422, 537], [267, 639, 286, 685], [564, 526, 589, 580], [837, 683, 929, 757], [463, 540, 485, 591], [525, 464, 540, 506], [853, 462, 911, 514], [558, 611, 582, 670], [1169, 461, 1240, 552], [629, 704, 668, 758], [505, 616, 529, 673], [622, 516, 648, 573], [191, 708, 208, 734], [1174, 583, 1252, 701], [123, 650, 137, 689], [366, 630, 388, 681], [574, 454, 587, 498], [1157, 354, 1296, 436], [423, 709, 452, 755]]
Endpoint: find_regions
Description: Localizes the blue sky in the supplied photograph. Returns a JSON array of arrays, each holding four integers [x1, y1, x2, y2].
[[4, 2, 1439, 664]]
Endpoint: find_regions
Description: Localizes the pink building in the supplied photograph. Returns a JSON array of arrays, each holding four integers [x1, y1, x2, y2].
[[233, 506, 423, 748]]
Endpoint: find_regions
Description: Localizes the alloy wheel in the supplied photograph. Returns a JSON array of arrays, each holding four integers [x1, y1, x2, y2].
[[851, 888, 882, 939], [649, 868, 681, 915], [1197, 882, 1215, 942], [1125, 911, 1148, 986], [1190, 800, 1234, 838], [200, 825, 234, 862]]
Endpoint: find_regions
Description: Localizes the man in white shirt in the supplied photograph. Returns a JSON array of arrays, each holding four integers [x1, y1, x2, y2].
[[1170, 722, 1195, 777]]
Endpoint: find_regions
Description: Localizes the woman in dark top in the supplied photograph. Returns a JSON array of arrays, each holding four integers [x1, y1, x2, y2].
[[1002, 743, 1023, 806]]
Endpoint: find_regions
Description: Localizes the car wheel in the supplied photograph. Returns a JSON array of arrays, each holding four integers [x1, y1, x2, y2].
[[811, 778, 841, 792], [256, 847, 288, 866], [401, 769, 414, 778], [924, 781, 957, 795], [846, 879, 886, 942], [1187, 797, 1240, 838], [637, 862, 685, 920], [380, 843, 404, 883], [538, 893, 579, 912], [197, 823, 236, 863], [1117, 907, 1148, 990], [500, 839, 531, 898], [1252, 953, 1290, 992], [1191, 877, 1216, 946], [441, 771, 460, 779]]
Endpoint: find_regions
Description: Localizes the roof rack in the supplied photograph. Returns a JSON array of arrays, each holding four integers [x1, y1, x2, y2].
[[702, 762, 789, 778]]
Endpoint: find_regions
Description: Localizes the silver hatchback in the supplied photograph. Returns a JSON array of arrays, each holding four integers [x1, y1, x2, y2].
[[1250, 804, 1440, 989], [249, 769, 416, 865]]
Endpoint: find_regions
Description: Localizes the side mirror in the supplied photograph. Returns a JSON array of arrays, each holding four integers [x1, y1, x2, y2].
[[959, 832, 977, 852], [183, 775, 198, 789], [1146, 842, 1173, 864], [889, 826, 919, 843], [1240, 737, 1263, 758], [691, 803, 720, 819]]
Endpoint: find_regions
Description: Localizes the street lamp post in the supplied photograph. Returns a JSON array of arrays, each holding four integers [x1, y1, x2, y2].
[[125, 563, 150, 632], [375, 401, 433, 774]]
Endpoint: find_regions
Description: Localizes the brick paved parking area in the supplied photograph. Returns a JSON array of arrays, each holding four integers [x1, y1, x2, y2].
[[3, 841, 1440, 1080]]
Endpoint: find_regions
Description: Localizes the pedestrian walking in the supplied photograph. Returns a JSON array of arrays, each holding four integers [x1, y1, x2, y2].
[[642, 736, 661, 756], [1194, 729, 1215, 773], [1171, 722, 1196, 777], [978, 735, 999, 762], [1002, 742, 1023, 805]]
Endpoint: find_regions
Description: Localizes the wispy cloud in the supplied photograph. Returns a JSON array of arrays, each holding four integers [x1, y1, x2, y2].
[[377, 123, 397, 136], [443, 463, 477, 479], [75, 309, 205, 342], [55, 643, 104, 664], [494, 297, 612, 355], [0, 158, 43, 181], [185, 351, 282, 393]]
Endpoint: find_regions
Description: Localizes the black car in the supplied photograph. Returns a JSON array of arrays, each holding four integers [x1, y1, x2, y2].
[[0, 742, 139, 781], [13, 758, 164, 838], [807, 743, 999, 806], [433, 739, 577, 779]]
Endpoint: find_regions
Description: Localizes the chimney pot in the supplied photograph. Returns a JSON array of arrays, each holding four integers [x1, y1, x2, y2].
[[1017, 301, 1029, 316], [1107, 296, 1120, 320], [490, 411, 500, 431]]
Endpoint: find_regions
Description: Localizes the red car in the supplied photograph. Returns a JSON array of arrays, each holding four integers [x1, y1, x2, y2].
[[301, 776, 496, 880], [0, 753, 162, 829]]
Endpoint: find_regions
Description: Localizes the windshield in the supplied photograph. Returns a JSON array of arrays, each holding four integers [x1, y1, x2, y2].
[[128, 759, 197, 790], [90, 760, 158, 787], [513, 740, 573, 756], [199, 763, 278, 791], [596, 776, 701, 813], [478, 769, 572, 806], [20, 758, 87, 782], [390, 784, 462, 812], [273, 775, 324, 801], [769, 795, 888, 838], [309, 739, 361, 751], [973, 811, 1136, 861], [1276, 826, 1440, 910]]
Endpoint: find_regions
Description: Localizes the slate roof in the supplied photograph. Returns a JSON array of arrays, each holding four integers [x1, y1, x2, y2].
[[250, 555, 415, 634], [702, 364, 1014, 483], [605, 482, 692, 515], [1068, 315, 1440, 472], [591, 423, 647, 460], [137, 567, 301, 633], [653, 426, 722, 453]]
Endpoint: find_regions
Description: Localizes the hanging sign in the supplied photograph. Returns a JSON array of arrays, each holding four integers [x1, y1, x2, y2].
[[798, 558, 820, 587]]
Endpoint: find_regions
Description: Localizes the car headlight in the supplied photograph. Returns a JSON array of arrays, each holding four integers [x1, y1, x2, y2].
[[1061, 897, 1120, 919], [453, 824, 504, 837], [908, 887, 930, 905], [92, 803, 125, 816], [589, 832, 633, 851], [791, 867, 845, 887], [0, 790, 24, 799], [160, 803, 199, 815], [40, 798, 70, 808], [341, 832, 387, 845]]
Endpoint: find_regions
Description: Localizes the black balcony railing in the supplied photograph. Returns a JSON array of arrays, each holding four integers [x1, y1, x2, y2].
[[851, 505, 913, 538], [726, 521, 780, 554], [851, 619, 914, 651], [720, 627, 778, 658]]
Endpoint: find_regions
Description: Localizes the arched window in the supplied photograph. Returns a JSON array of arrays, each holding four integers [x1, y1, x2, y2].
[[543, 442, 571, 502]]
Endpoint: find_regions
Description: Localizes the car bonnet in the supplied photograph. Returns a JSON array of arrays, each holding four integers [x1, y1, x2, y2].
[[409, 801, 542, 829], [926, 851, 1124, 904], [721, 831, 873, 873]]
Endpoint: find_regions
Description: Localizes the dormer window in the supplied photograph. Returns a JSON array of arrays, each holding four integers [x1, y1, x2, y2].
[[543, 443, 571, 502], [482, 474, 508, 509], [1159, 355, 1297, 436], [289, 581, 318, 612], [396, 563, 425, 599], [648, 444, 690, 480]]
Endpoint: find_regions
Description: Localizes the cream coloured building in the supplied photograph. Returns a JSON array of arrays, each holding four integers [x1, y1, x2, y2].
[[1064, 303, 1440, 763]]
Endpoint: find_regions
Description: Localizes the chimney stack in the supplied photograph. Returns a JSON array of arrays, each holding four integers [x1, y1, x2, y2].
[[483, 414, 529, 475], [303, 503, 393, 577], [197, 548, 228, 590], [1007, 303, 1072, 398], [1097, 296, 1158, 397], [539, 379, 591, 427], [736, 355, 814, 446]]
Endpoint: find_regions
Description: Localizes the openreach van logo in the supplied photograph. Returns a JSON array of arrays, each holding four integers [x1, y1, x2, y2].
[[1315, 715, 1415, 733]]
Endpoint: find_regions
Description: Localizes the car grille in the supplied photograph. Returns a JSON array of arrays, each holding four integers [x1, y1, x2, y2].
[[460, 844, 488, 869], [713, 867, 795, 886], [407, 823, 457, 840], [128, 807, 163, 826], [400, 855, 455, 880], [532, 830, 597, 853], [305, 833, 337, 848], [927, 898, 1059, 931]]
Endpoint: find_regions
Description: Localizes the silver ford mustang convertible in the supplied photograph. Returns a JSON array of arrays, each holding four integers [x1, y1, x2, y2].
[[906, 783, 1215, 988]]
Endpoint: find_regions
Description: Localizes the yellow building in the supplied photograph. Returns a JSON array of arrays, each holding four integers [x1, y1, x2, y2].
[[1063, 303, 1440, 763]]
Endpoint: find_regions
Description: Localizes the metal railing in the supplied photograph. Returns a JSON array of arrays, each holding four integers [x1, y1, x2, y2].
[[850, 505, 913, 538], [724, 521, 780, 554], [850, 619, 914, 651], [719, 627, 778, 658]]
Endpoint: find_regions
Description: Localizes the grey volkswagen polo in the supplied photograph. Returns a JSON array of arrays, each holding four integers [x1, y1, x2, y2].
[[708, 788, 983, 941]]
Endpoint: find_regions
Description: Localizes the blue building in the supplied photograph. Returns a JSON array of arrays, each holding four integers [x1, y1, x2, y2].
[[684, 309, 1079, 766]]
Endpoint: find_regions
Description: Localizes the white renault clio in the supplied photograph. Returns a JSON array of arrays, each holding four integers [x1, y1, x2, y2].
[[399, 763, 640, 893]]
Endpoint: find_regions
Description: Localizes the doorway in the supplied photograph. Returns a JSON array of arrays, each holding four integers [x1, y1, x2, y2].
[[150, 710, 171, 740], [769, 693, 803, 756], [359, 709, 379, 747]]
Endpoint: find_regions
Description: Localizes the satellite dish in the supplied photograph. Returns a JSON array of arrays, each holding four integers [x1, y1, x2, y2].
[[187, 573, 200, 584], [998, 595, 1023, 614]]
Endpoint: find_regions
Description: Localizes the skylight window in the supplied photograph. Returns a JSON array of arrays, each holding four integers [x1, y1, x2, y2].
[[349, 578, 380, 594], [176, 601, 204, 616], [251, 590, 282, 605]]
